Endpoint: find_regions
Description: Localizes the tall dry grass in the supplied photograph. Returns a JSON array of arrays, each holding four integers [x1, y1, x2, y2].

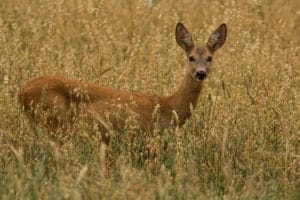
[[0, 0, 299, 199]]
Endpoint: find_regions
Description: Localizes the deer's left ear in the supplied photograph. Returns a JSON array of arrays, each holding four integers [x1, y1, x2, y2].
[[206, 23, 227, 53], [175, 23, 194, 52]]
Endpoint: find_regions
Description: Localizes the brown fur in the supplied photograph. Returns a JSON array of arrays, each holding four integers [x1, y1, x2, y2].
[[20, 23, 227, 138]]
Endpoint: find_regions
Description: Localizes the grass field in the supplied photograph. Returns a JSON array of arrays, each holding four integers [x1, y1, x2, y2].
[[0, 0, 299, 199]]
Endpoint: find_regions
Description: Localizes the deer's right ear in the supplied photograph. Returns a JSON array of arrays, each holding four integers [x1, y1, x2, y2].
[[206, 23, 227, 53], [175, 23, 194, 52]]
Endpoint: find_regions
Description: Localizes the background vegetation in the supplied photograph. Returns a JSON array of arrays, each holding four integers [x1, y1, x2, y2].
[[0, 0, 299, 199]]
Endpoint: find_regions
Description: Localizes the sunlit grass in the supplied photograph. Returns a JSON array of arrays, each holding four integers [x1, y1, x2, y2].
[[0, 0, 299, 199]]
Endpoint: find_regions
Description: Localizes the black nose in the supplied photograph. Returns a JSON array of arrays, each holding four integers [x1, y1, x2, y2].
[[196, 71, 207, 80]]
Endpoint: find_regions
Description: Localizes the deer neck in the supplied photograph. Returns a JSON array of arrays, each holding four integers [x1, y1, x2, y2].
[[166, 72, 203, 123]]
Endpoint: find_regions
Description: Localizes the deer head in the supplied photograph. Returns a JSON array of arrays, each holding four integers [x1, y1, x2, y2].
[[176, 23, 227, 81]]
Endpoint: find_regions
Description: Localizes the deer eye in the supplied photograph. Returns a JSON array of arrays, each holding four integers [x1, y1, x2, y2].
[[189, 56, 195, 62], [206, 56, 212, 62]]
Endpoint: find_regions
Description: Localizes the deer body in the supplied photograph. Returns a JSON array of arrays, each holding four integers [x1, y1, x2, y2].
[[21, 23, 227, 137]]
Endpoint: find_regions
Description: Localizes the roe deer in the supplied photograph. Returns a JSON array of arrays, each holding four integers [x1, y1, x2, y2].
[[20, 23, 227, 141]]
